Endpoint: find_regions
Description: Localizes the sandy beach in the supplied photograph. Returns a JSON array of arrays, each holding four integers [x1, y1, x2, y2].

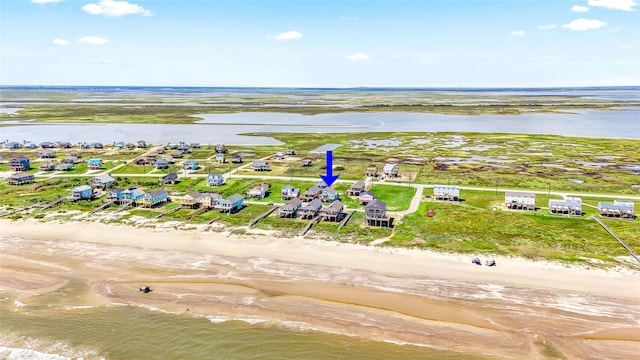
[[1, 219, 639, 359]]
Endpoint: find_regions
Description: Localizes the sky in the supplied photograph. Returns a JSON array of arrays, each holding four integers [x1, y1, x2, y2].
[[1, 0, 639, 87]]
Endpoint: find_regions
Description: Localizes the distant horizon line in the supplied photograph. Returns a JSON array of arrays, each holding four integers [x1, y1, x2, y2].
[[1, 84, 639, 91]]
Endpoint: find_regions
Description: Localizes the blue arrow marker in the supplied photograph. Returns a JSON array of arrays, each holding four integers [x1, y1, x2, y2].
[[320, 150, 339, 187]]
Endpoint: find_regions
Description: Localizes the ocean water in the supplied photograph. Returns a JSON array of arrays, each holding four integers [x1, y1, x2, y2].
[[0, 303, 480, 360]]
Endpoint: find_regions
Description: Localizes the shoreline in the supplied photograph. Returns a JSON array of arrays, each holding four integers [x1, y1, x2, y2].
[[1, 219, 639, 359]]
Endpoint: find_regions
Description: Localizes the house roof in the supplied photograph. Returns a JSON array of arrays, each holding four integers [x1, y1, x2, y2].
[[505, 191, 535, 198], [148, 189, 168, 198], [359, 191, 376, 198], [302, 198, 322, 210], [325, 200, 344, 211], [284, 197, 302, 208], [383, 164, 398, 172], [93, 174, 115, 183], [208, 173, 223, 179], [228, 194, 244, 203], [253, 160, 269, 166], [323, 187, 338, 195], [366, 199, 386, 211], [186, 191, 202, 200], [10, 173, 34, 180], [72, 185, 92, 192], [304, 185, 322, 195], [351, 180, 365, 189], [163, 172, 178, 179]]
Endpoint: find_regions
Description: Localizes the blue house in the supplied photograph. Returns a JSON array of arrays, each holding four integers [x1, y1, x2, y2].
[[139, 189, 169, 208], [182, 159, 199, 170], [114, 141, 126, 149], [115, 187, 146, 203], [88, 158, 103, 170], [10, 156, 30, 171], [320, 187, 339, 203], [216, 194, 243, 213], [154, 159, 170, 169], [70, 185, 93, 200], [4, 142, 20, 149], [207, 173, 225, 186], [55, 163, 74, 171]]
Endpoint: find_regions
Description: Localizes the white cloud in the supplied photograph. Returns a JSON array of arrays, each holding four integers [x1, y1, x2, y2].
[[562, 18, 607, 30], [588, 0, 638, 11], [571, 5, 590, 12], [52, 38, 69, 46], [511, 30, 526, 37], [82, 0, 152, 17], [31, 0, 64, 4], [77, 35, 109, 45], [346, 52, 370, 61], [270, 30, 303, 41], [537, 24, 557, 30]]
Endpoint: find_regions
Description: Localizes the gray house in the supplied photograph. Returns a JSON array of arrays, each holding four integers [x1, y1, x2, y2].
[[365, 199, 391, 227], [216, 194, 244, 214], [281, 198, 303, 218], [321, 200, 344, 222], [347, 180, 366, 196], [8, 173, 35, 185], [251, 160, 270, 172], [358, 190, 376, 205], [302, 185, 323, 201], [90, 174, 116, 189], [299, 198, 323, 219]]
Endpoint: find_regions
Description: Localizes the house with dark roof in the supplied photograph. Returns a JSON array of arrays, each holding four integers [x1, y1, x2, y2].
[[347, 180, 366, 196], [299, 199, 323, 219], [358, 191, 376, 205], [39, 142, 56, 149], [365, 199, 392, 227], [280, 198, 303, 218], [10, 156, 30, 171], [216, 194, 243, 213], [139, 189, 169, 208], [215, 144, 228, 153], [8, 173, 35, 185], [321, 200, 344, 222], [231, 154, 243, 164], [161, 172, 179, 185], [302, 185, 323, 201]]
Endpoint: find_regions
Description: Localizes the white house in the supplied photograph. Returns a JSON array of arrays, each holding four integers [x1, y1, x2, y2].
[[433, 185, 460, 201], [505, 191, 536, 210]]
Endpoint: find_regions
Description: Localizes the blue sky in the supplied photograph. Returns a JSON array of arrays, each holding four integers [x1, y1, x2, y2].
[[1, 0, 639, 87]]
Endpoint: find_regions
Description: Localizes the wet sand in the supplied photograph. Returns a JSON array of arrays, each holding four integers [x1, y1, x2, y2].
[[1, 219, 639, 359]]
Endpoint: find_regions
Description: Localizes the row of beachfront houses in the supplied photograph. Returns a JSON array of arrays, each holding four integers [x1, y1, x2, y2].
[[278, 180, 393, 227], [8, 156, 104, 172]]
